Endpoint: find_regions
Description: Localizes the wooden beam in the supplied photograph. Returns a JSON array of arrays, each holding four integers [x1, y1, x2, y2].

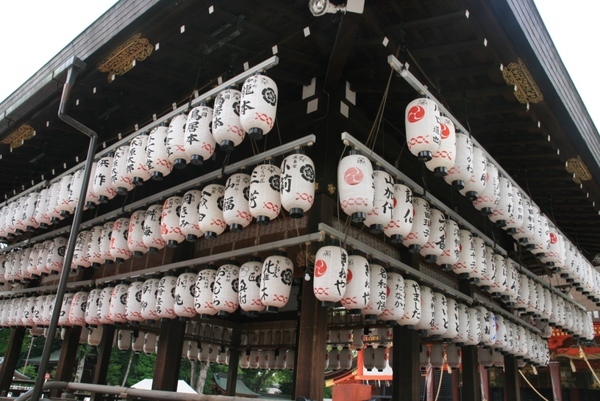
[[469, 119, 541, 133], [51, 326, 82, 399], [503, 355, 522, 401], [153, 318, 186, 391], [444, 84, 516, 100], [324, 12, 363, 91], [430, 63, 502, 80], [409, 39, 487, 58], [294, 278, 327, 400], [0, 327, 26, 396], [392, 10, 470, 31], [392, 326, 420, 401], [90, 325, 116, 401]]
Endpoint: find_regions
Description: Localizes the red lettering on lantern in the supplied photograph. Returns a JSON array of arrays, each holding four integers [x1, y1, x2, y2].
[[344, 167, 364, 185], [346, 269, 353, 284], [440, 123, 450, 139], [549, 232, 557, 244]]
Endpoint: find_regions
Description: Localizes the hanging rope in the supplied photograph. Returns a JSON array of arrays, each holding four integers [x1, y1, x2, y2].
[[579, 345, 600, 386], [518, 370, 549, 401], [434, 369, 444, 401]]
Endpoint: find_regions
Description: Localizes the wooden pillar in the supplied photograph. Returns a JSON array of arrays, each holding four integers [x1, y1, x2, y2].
[[461, 346, 481, 401], [89, 325, 116, 401], [452, 369, 460, 401], [225, 325, 240, 396], [479, 364, 490, 401], [293, 278, 327, 400], [503, 355, 521, 401], [49, 326, 82, 398], [548, 361, 562, 401], [152, 318, 185, 391], [392, 325, 420, 401], [0, 327, 26, 396]]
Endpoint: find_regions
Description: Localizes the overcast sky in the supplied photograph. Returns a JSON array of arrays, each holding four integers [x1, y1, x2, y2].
[[0, 0, 598, 130]]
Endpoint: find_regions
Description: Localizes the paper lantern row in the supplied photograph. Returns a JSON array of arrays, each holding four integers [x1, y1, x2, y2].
[[239, 348, 295, 370], [240, 328, 297, 347]]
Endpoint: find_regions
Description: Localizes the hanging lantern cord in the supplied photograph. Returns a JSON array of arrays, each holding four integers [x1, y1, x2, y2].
[[187, 60, 204, 110], [420, 162, 428, 197], [220, 151, 231, 177], [434, 368, 444, 401], [579, 345, 600, 386], [518, 370, 549, 401]]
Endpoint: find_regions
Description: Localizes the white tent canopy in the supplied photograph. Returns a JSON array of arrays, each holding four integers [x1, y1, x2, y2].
[[131, 379, 197, 394]]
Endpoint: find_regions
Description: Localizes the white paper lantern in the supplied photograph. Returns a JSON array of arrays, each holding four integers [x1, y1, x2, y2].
[[84, 289, 101, 326], [110, 218, 132, 263], [72, 230, 92, 270], [212, 88, 245, 152], [491, 254, 508, 299], [478, 347, 494, 367], [504, 188, 524, 234], [223, 173, 252, 232], [338, 150, 374, 223], [68, 291, 88, 327], [362, 262, 387, 321], [363, 347, 376, 371], [444, 132, 473, 191], [259, 251, 294, 312], [478, 245, 496, 291], [166, 113, 189, 169], [127, 210, 148, 257], [473, 162, 499, 216], [437, 218, 460, 271], [111, 145, 135, 195], [174, 271, 197, 319], [126, 281, 144, 322], [156, 275, 178, 319], [118, 330, 132, 351], [57, 293, 74, 327], [329, 348, 341, 371], [240, 73, 278, 140], [338, 347, 353, 371], [341, 254, 370, 313], [141, 278, 160, 321], [194, 267, 218, 317], [54, 174, 74, 218], [452, 229, 476, 279], [23, 296, 37, 327], [198, 184, 227, 238], [515, 273, 530, 313], [48, 236, 67, 274], [179, 190, 203, 241], [414, 285, 434, 332], [100, 221, 116, 265], [132, 332, 145, 353], [109, 283, 130, 323], [280, 150, 315, 218], [125, 132, 152, 185], [458, 145, 487, 201], [504, 259, 520, 306], [471, 236, 487, 285], [146, 124, 173, 181], [430, 344, 445, 369], [86, 225, 104, 267], [97, 286, 114, 325], [425, 115, 456, 176], [143, 204, 166, 253], [144, 333, 158, 354], [429, 292, 448, 337], [402, 196, 431, 253], [161, 196, 185, 247], [363, 168, 394, 234], [443, 298, 459, 341], [489, 176, 514, 228], [93, 155, 117, 203], [384, 182, 413, 243], [33, 188, 51, 229], [23, 191, 40, 231], [398, 279, 420, 327], [313, 246, 348, 307], [46, 181, 65, 224], [213, 262, 240, 316], [380, 272, 404, 321], [184, 104, 215, 165], [420, 206, 446, 263], [249, 163, 281, 225], [405, 97, 441, 161], [238, 258, 265, 316], [453, 303, 469, 345], [88, 326, 103, 347]]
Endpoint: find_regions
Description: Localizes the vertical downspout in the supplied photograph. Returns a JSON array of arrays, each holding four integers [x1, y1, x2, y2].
[[29, 56, 98, 401]]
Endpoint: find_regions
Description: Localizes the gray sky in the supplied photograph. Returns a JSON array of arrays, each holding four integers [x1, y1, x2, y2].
[[0, 0, 598, 131]]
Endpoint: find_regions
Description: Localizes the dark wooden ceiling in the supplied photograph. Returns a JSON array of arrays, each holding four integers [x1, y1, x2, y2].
[[0, 0, 598, 277]]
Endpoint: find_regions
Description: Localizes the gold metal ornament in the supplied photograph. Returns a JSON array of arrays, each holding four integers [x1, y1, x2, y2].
[[503, 59, 544, 104], [97, 33, 153, 82]]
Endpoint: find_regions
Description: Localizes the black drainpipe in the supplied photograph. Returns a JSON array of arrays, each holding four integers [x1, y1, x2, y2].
[[30, 56, 98, 401]]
